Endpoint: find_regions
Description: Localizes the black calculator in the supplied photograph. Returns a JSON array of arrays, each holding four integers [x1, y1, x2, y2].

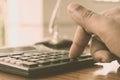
[[0, 45, 95, 77]]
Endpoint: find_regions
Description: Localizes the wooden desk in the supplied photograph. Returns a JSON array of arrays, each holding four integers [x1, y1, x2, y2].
[[0, 61, 119, 80]]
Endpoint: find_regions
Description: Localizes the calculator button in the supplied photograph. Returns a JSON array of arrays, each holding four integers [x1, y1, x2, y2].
[[50, 58, 61, 63], [36, 60, 50, 65], [0, 57, 7, 61], [49, 55, 60, 59], [15, 60, 23, 65], [49, 53, 59, 56], [20, 57, 30, 61], [40, 55, 49, 57], [9, 58, 17, 64], [31, 56, 40, 59], [3, 57, 12, 63], [11, 55, 22, 59], [28, 59, 39, 62], [32, 52, 42, 56], [39, 58, 46, 60], [61, 56, 70, 62], [79, 54, 91, 59]]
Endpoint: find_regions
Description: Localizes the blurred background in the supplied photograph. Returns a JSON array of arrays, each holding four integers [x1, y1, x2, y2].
[[0, 0, 120, 47]]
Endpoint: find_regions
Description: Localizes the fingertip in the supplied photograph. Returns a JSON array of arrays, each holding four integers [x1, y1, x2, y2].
[[67, 2, 81, 13], [68, 52, 74, 58], [92, 50, 114, 63], [69, 43, 83, 59]]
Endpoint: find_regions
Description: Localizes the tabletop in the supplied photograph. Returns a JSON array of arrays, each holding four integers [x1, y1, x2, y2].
[[0, 60, 119, 80]]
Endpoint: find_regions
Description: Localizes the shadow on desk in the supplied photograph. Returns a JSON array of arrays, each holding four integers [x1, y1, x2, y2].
[[43, 62, 120, 80]]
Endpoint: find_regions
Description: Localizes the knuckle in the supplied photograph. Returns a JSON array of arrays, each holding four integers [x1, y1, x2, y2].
[[83, 10, 94, 19], [75, 5, 94, 19], [113, 7, 120, 12]]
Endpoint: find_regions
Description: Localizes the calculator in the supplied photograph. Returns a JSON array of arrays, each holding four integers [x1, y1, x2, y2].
[[0, 45, 95, 77]]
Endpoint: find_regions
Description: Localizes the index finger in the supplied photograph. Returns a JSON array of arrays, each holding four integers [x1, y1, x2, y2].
[[69, 26, 91, 58]]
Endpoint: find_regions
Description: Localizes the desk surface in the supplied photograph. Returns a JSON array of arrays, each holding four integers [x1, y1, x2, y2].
[[0, 61, 119, 80]]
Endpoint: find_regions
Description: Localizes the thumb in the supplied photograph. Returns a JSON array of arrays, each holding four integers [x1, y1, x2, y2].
[[67, 3, 110, 39]]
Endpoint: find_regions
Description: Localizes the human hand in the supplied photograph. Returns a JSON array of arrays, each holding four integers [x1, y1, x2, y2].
[[67, 3, 120, 63]]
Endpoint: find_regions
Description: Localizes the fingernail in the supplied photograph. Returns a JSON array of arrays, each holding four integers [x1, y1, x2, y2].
[[95, 56, 106, 63], [100, 57, 112, 63], [94, 50, 113, 63], [67, 3, 82, 13], [101, 57, 107, 62]]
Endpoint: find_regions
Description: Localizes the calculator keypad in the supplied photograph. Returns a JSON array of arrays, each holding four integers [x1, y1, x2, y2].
[[0, 45, 95, 77], [0, 50, 71, 67], [0, 49, 92, 68]]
